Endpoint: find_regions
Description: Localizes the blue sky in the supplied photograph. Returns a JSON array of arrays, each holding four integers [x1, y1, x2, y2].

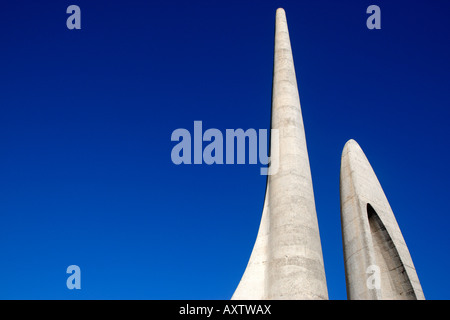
[[1, 0, 449, 299]]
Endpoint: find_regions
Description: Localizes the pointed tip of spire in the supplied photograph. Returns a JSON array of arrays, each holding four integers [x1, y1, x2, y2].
[[342, 139, 361, 157], [276, 8, 286, 17], [344, 138, 359, 148]]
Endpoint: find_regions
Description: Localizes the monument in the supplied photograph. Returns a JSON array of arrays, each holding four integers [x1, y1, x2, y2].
[[232, 8, 423, 300], [232, 8, 328, 300], [340, 139, 425, 300]]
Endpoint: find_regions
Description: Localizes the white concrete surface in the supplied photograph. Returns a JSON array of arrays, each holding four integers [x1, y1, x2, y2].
[[340, 139, 425, 300], [232, 8, 328, 300]]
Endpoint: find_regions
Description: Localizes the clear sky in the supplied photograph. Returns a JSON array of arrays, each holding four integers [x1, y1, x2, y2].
[[1, 0, 449, 299]]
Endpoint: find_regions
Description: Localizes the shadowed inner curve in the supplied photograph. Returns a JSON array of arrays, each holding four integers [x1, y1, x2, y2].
[[367, 203, 416, 300]]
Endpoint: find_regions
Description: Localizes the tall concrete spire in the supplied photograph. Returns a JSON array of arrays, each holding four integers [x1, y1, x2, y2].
[[340, 139, 425, 300], [232, 8, 328, 300]]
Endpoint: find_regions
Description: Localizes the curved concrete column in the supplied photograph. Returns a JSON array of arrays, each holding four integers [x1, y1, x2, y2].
[[340, 139, 425, 300], [232, 8, 328, 300]]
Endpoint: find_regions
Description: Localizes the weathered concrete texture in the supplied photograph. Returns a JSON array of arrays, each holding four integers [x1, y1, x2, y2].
[[232, 8, 328, 300], [340, 139, 425, 300]]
